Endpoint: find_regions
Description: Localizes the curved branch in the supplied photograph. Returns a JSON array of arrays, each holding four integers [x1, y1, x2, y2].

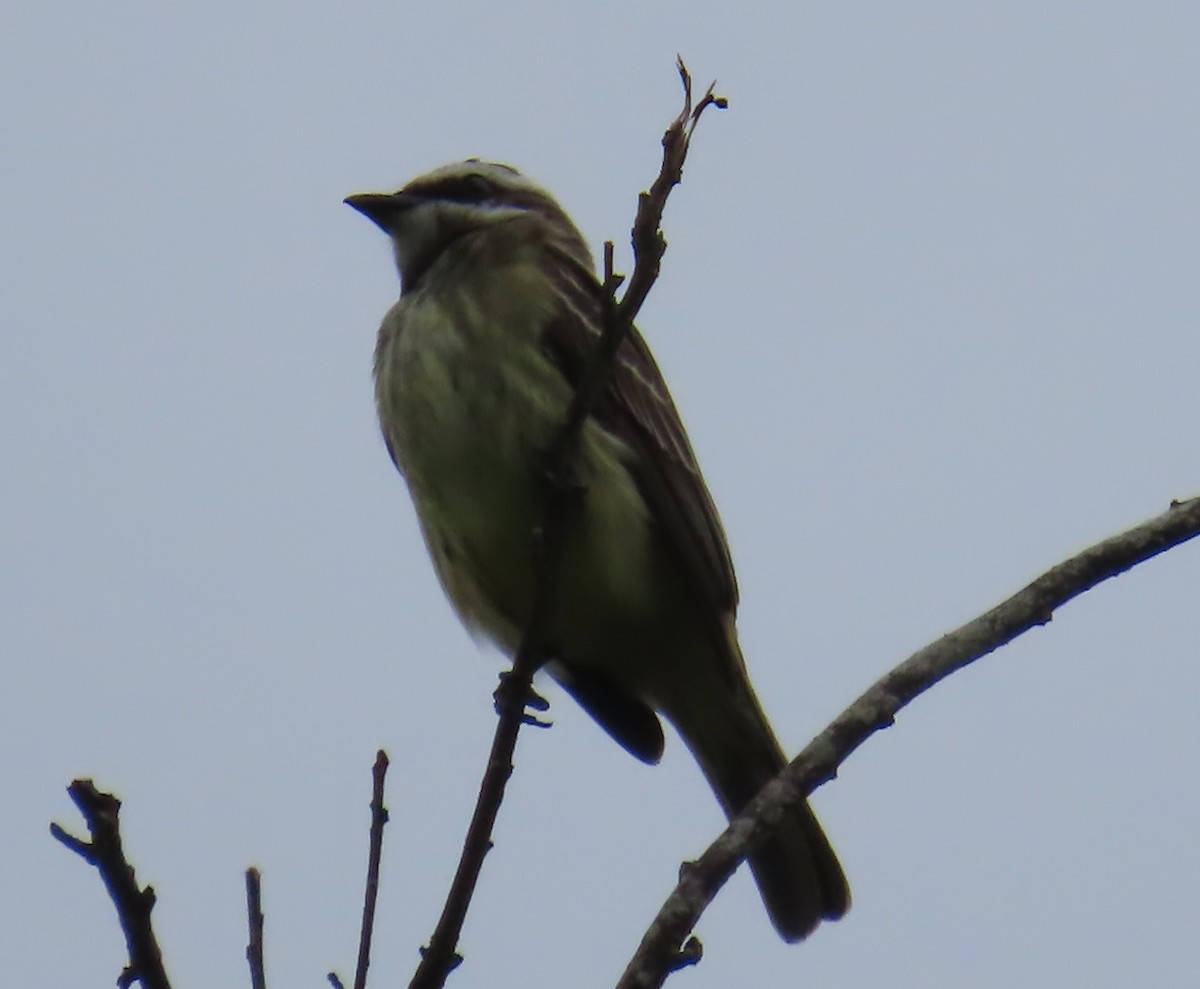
[[618, 495, 1200, 989]]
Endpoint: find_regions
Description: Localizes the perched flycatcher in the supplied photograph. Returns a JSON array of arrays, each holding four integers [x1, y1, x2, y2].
[[345, 160, 849, 941]]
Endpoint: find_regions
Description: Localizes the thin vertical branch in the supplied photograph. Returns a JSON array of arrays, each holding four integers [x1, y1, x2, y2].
[[407, 59, 726, 989], [245, 868, 266, 989], [353, 751, 390, 989]]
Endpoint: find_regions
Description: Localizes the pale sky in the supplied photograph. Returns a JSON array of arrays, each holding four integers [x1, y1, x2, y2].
[[3, 3, 1198, 987]]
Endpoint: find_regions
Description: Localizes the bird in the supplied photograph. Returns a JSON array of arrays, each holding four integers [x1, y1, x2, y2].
[[345, 159, 849, 941]]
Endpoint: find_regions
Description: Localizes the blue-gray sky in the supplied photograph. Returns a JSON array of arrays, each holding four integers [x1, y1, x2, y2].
[[3, 3, 1198, 986]]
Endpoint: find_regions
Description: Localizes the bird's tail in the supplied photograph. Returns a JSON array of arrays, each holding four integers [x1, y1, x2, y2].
[[669, 675, 850, 942]]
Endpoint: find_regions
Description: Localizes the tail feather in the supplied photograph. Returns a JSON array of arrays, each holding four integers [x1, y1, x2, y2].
[[670, 679, 850, 941], [747, 789, 850, 942]]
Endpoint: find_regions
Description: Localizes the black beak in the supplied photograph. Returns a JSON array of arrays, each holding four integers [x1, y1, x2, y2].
[[343, 191, 415, 232]]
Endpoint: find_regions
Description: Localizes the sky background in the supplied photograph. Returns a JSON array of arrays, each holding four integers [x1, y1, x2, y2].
[[3, 3, 1198, 987]]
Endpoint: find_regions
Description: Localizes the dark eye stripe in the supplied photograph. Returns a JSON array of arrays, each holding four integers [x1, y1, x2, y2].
[[423, 175, 494, 204]]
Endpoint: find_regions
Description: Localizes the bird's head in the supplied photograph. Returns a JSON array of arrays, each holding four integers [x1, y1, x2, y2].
[[345, 160, 591, 290]]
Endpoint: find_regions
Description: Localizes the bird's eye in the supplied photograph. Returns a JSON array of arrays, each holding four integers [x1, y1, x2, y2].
[[465, 174, 493, 198], [437, 174, 494, 204]]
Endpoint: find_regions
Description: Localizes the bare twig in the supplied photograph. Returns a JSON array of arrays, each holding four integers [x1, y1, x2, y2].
[[245, 868, 266, 989], [355, 751, 390, 989], [410, 662, 531, 985], [330, 752, 391, 989], [618, 55, 726, 327], [617, 495, 1200, 989], [50, 780, 173, 989], [408, 59, 725, 989], [558, 57, 726, 447]]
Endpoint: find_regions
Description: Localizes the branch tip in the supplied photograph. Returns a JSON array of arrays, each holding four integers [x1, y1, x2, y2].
[[348, 748, 391, 989], [50, 821, 95, 861], [245, 867, 266, 989]]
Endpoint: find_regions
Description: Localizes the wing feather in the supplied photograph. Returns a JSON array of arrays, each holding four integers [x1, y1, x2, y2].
[[539, 247, 739, 619]]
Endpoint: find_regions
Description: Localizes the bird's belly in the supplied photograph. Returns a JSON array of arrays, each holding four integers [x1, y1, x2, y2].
[[387, 340, 662, 668]]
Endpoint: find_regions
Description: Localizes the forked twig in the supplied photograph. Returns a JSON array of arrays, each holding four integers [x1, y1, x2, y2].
[[50, 780, 172, 989]]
